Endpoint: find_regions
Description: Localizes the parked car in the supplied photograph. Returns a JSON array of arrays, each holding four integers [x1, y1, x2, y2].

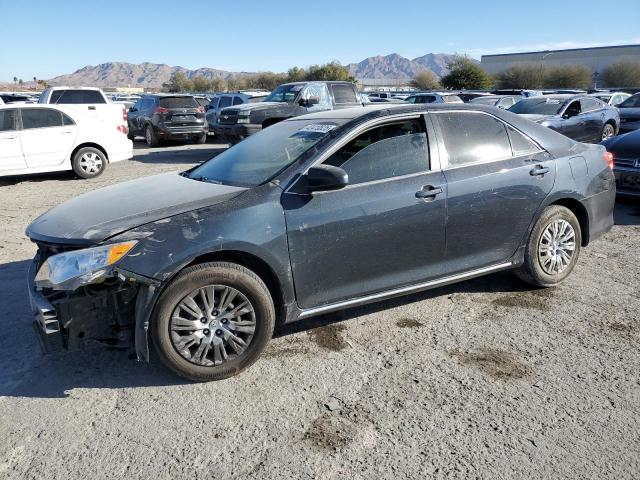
[[38, 86, 128, 131], [1, 93, 37, 104], [590, 91, 631, 107], [26, 103, 615, 381], [0, 104, 132, 178], [457, 92, 494, 102], [405, 92, 464, 104], [213, 81, 361, 143], [469, 95, 523, 109], [127, 94, 207, 146], [364, 97, 406, 104], [508, 95, 619, 143], [616, 93, 640, 135], [601, 128, 640, 196], [205, 91, 268, 135]]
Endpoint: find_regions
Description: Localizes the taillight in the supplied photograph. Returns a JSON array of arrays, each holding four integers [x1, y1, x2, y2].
[[122, 107, 127, 121], [155, 107, 169, 114], [604, 151, 614, 170], [117, 125, 128, 134], [197, 106, 205, 113]]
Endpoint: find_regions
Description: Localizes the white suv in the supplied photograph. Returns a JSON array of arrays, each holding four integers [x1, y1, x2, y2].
[[0, 104, 132, 179]]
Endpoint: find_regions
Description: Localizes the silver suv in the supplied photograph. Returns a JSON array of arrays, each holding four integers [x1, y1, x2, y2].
[[205, 91, 268, 134]]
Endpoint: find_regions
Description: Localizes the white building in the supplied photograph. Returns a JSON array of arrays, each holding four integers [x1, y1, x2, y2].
[[481, 44, 640, 76]]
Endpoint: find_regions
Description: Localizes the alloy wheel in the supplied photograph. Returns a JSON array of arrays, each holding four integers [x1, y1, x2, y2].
[[601, 124, 615, 140], [78, 152, 103, 174], [538, 219, 576, 275], [169, 285, 256, 366]]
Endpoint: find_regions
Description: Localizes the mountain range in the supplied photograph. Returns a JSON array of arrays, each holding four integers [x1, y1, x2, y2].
[[43, 53, 460, 88]]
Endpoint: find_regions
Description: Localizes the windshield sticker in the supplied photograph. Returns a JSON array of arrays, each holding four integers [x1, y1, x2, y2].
[[298, 124, 337, 134]]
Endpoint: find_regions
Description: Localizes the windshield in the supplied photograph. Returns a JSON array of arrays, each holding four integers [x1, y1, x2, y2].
[[470, 97, 499, 105], [186, 119, 346, 187], [508, 97, 565, 115], [618, 95, 640, 108], [264, 84, 304, 103], [594, 95, 611, 103]]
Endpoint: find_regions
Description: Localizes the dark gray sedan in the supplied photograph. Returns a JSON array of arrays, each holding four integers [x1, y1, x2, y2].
[[601, 128, 640, 196], [26, 104, 615, 381], [509, 94, 619, 143]]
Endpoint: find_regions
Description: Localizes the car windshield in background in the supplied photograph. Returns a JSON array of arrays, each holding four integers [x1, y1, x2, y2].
[[249, 96, 267, 103], [264, 84, 303, 103], [595, 95, 611, 102], [187, 119, 346, 187], [470, 97, 499, 105], [508, 98, 565, 115], [159, 96, 199, 108], [618, 95, 640, 108]]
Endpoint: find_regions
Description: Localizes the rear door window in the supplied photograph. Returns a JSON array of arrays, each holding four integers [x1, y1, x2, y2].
[[0, 109, 17, 131], [330, 84, 357, 104], [21, 108, 64, 129], [435, 111, 512, 167], [219, 96, 232, 109], [159, 96, 199, 109], [232, 96, 243, 106], [580, 97, 602, 112], [324, 119, 429, 184]]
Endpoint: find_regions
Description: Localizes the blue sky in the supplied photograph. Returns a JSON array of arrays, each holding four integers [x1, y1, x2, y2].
[[1, 0, 639, 81]]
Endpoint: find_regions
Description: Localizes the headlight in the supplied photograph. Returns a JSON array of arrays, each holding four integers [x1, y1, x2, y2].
[[35, 241, 137, 290], [237, 111, 251, 124]]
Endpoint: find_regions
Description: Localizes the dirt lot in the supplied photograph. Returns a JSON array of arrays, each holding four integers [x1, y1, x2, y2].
[[0, 140, 639, 479]]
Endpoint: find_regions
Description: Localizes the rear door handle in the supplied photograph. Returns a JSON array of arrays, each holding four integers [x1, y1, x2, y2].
[[530, 165, 550, 176], [88, 106, 96, 110], [415, 185, 443, 199]]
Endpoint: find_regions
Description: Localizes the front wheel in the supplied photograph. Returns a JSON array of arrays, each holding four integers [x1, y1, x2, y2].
[[151, 262, 275, 381], [516, 205, 582, 287], [71, 147, 107, 179], [600, 123, 615, 141]]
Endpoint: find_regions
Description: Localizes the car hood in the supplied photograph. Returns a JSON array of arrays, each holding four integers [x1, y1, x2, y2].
[[519, 114, 553, 123], [601, 129, 640, 157], [26, 172, 247, 245]]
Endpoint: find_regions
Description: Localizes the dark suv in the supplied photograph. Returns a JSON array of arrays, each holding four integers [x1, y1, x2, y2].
[[127, 94, 207, 147]]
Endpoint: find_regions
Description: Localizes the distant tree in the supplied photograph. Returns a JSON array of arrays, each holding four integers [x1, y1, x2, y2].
[[167, 72, 194, 92], [440, 56, 492, 90], [226, 77, 248, 91], [209, 77, 227, 92], [191, 75, 211, 92], [601, 59, 640, 88], [495, 63, 544, 89], [287, 67, 306, 82], [18, 79, 23, 87], [13, 76, 17, 84], [36, 79, 49, 89], [246, 72, 288, 91], [33, 76, 37, 84], [305, 62, 354, 82], [543, 65, 592, 89], [410, 70, 440, 90]]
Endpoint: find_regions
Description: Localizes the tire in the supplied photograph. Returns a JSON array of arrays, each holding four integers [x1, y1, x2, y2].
[[195, 133, 207, 144], [71, 147, 107, 179], [127, 129, 135, 141], [516, 205, 582, 287], [600, 122, 616, 141], [145, 124, 159, 147], [151, 262, 275, 381]]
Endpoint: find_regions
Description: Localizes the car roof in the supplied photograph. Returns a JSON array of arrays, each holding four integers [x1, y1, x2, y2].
[[46, 86, 102, 91], [280, 81, 355, 86]]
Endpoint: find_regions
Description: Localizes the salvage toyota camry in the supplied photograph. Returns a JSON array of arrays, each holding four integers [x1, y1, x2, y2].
[[26, 104, 615, 381]]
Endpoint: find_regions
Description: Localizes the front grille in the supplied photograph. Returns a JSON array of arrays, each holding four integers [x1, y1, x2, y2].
[[615, 158, 639, 169], [218, 109, 239, 125]]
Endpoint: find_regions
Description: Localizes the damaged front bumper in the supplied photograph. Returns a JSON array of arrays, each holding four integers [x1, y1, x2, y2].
[[28, 250, 160, 361]]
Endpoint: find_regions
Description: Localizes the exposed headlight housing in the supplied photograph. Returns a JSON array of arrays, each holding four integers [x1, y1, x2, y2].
[[237, 111, 251, 124], [35, 241, 137, 290]]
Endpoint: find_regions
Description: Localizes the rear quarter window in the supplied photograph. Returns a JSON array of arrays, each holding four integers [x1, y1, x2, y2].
[[330, 84, 357, 104]]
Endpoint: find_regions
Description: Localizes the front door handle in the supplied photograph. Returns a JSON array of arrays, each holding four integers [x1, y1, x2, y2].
[[530, 165, 550, 176], [415, 185, 443, 199]]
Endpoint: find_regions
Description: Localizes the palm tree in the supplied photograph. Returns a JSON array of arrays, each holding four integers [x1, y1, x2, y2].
[[13, 76, 17, 84]]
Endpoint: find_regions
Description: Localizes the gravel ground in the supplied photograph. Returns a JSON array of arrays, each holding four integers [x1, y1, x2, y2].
[[0, 140, 639, 479]]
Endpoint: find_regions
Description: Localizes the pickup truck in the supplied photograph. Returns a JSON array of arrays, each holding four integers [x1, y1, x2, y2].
[[212, 81, 362, 143], [39, 87, 128, 133]]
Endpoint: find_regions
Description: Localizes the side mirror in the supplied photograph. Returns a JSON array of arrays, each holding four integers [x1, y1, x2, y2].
[[299, 96, 320, 107], [304, 165, 348, 192], [129, 107, 136, 112]]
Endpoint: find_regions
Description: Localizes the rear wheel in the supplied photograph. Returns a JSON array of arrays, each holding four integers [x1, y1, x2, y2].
[[516, 205, 581, 287], [151, 262, 275, 381], [600, 123, 615, 141], [195, 133, 207, 144], [145, 125, 159, 147], [71, 147, 106, 179]]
